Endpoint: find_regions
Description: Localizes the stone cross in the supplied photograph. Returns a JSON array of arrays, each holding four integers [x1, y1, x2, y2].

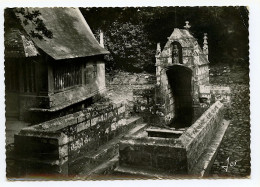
[[184, 21, 191, 29]]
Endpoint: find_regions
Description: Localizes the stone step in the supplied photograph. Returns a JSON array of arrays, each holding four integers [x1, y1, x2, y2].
[[146, 127, 185, 138], [72, 117, 147, 176], [82, 155, 119, 180]]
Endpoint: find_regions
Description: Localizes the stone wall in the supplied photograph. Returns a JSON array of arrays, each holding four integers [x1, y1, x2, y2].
[[179, 101, 225, 172], [132, 82, 175, 126], [49, 85, 105, 109], [106, 71, 156, 120], [119, 137, 188, 174], [196, 65, 210, 85], [159, 69, 175, 125], [210, 85, 231, 107], [107, 71, 155, 86], [14, 101, 126, 176], [132, 86, 157, 122], [117, 101, 226, 176]]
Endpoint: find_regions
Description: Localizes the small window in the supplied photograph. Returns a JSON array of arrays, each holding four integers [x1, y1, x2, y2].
[[53, 62, 82, 91]]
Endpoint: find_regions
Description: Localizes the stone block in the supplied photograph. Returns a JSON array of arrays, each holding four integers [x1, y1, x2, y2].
[[118, 138, 188, 174]]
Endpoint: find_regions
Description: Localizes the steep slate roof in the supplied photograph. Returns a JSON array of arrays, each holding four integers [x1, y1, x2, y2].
[[4, 28, 39, 58], [168, 28, 197, 48], [15, 8, 109, 60], [5, 29, 26, 58]]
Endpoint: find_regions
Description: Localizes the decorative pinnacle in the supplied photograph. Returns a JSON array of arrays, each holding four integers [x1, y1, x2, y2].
[[156, 43, 161, 52], [203, 33, 209, 58], [184, 21, 191, 29], [203, 33, 208, 44]]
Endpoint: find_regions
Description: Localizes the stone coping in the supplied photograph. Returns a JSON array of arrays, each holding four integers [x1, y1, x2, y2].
[[29, 88, 106, 112], [21, 100, 125, 133], [179, 101, 223, 146], [122, 100, 223, 148], [146, 127, 185, 134], [117, 100, 226, 176]]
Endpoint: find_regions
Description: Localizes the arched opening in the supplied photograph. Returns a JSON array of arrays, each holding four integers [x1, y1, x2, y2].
[[171, 41, 183, 64], [166, 65, 192, 128]]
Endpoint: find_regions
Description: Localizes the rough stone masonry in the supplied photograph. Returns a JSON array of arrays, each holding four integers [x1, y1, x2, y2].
[[14, 101, 126, 176]]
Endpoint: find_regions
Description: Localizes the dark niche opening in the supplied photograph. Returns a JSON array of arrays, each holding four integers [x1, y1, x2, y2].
[[166, 65, 192, 128], [171, 41, 183, 64]]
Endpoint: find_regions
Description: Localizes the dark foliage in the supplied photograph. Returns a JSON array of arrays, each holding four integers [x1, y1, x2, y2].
[[14, 8, 53, 40], [80, 7, 249, 73]]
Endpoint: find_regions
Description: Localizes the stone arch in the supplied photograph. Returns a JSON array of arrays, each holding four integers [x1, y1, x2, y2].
[[166, 65, 193, 128], [171, 41, 183, 64]]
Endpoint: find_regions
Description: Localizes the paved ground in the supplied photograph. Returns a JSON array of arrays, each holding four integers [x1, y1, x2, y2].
[[209, 64, 250, 177]]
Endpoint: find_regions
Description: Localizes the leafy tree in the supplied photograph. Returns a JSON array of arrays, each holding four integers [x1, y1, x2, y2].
[[5, 8, 53, 40], [80, 7, 249, 72]]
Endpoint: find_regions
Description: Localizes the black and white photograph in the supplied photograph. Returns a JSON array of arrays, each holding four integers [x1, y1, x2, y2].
[[1, 1, 258, 184]]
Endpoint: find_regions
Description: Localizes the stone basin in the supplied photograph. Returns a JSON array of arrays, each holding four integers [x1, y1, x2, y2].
[[115, 101, 230, 178]]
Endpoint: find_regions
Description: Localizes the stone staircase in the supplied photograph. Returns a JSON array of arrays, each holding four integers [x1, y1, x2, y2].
[[69, 116, 148, 177]]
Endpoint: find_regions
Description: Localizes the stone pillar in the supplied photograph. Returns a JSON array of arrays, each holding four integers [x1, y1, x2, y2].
[[155, 59, 161, 86], [47, 58, 54, 96], [155, 43, 162, 86], [99, 30, 104, 48], [156, 43, 161, 54]]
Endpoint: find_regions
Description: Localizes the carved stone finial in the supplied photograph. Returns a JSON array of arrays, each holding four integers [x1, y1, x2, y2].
[[203, 33, 208, 45], [156, 43, 161, 56], [184, 21, 191, 29], [157, 43, 161, 52]]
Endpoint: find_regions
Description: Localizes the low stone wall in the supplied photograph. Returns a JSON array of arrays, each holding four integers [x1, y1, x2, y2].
[[210, 85, 231, 107], [179, 101, 225, 172], [119, 137, 188, 174], [132, 84, 175, 126], [198, 85, 231, 106], [14, 101, 126, 176], [117, 101, 226, 176], [107, 72, 156, 85], [132, 86, 158, 122]]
